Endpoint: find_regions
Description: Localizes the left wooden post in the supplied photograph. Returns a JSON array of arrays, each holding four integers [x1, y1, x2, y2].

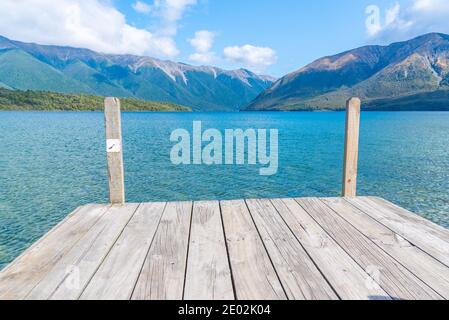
[[104, 97, 125, 205]]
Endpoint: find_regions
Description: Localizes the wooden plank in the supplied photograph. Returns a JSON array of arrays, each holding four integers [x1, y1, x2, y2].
[[322, 198, 449, 299], [132, 202, 193, 300], [104, 97, 125, 204], [25, 204, 140, 300], [0, 204, 109, 300], [370, 197, 449, 242], [348, 197, 449, 268], [184, 201, 234, 300], [246, 199, 337, 300], [271, 198, 390, 300], [220, 200, 286, 300], [80, 202, 166, 300], [296, 198, 441, 300], [342, 97, 361, 197]]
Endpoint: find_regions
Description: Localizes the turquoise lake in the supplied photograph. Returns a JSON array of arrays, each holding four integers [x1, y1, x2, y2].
[[0, 111, 448, 268]]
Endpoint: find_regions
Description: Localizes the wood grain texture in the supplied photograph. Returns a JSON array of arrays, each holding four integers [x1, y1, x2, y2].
[[296, 198, 441, 300], [220, 200, 287, 300], [132, 202, 193, 300], [348, 197, 449, 268], [80, 202, 166, 300], [26, 204, 139, 300], [184, 201, 234, 300], [104, 97, 125, 204], [246, 199, 337, 300], [369, 197, 449, 242], [1, 197, 448, 300], [271, 198, 390, 300], [0, 205, 109, 300], [342, 97, 361, 197], [321, 197, 449, 299]]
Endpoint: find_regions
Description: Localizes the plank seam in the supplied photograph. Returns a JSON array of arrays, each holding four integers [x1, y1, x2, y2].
[[47, 223, 110, 299], [355, 197, 449, 268], [368, 197, 449, 241], [21, 205, 112, 300], [268, 199, 341, 300], [181, 201, 195, 300], [248, 199, 310, 299], [77, 203, 142, 300], [243, 200, 288, 300], [343, 198, 449, 266], [218, 201, 237, 301], [129, 202, 168, 300], [293, 198, 392, 300], [340, 198, 449, 294], [322, 198, 443, 299]]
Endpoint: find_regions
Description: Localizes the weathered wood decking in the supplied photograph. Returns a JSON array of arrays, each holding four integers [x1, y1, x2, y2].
[[1, 196, 449, 300]]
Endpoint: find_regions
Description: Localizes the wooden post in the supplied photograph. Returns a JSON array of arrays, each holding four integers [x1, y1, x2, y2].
[[342, 97, 361, 197], [105, 97, 125, 204]]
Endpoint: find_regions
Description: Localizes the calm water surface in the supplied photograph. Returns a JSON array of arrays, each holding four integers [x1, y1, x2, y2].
[[0, 111, 448, 268]]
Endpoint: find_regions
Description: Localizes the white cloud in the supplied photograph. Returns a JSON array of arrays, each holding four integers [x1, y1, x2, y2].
[[385, 3, 401, 26], [188, 30, 216, 64], [188, 52, 216, 64], [149, 0, 198, 36], [412, 0, 449, 12], [189, 30, 215, 53], [366, 0, 449, 41], [132, 1, 152, 15], [223, 45, 277, 71], [0, 0, 179, 57]]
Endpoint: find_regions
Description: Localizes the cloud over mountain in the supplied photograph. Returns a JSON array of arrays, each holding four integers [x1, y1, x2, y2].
[[367, 0, 449, 42], [0, 0, 199, 58], [224, 45, 277, 72], [188, 30, 217, 64]]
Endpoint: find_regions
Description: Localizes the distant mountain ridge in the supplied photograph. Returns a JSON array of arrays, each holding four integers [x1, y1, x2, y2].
[[0, 35, 275, 111], [246, 33, 449, 111]]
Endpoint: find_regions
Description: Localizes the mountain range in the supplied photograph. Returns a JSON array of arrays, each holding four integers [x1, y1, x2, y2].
[[1, 33, 449, 112], [247, 33, 449, 111], [0, 35, 274, 112]]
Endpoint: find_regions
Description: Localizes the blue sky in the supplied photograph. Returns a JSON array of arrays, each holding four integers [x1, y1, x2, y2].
[[117, 0, 397, 76], [1, 0, 448, 77]]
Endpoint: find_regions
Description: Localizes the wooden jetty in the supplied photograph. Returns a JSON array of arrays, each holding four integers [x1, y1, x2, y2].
[[1, 98, 448, 300]]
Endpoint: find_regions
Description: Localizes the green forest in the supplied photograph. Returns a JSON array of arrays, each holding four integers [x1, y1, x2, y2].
[[0, 88, 191, 111]]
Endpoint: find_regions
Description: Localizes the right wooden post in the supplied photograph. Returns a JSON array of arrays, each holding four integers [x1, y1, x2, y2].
[[342, 97, 361, 197]]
